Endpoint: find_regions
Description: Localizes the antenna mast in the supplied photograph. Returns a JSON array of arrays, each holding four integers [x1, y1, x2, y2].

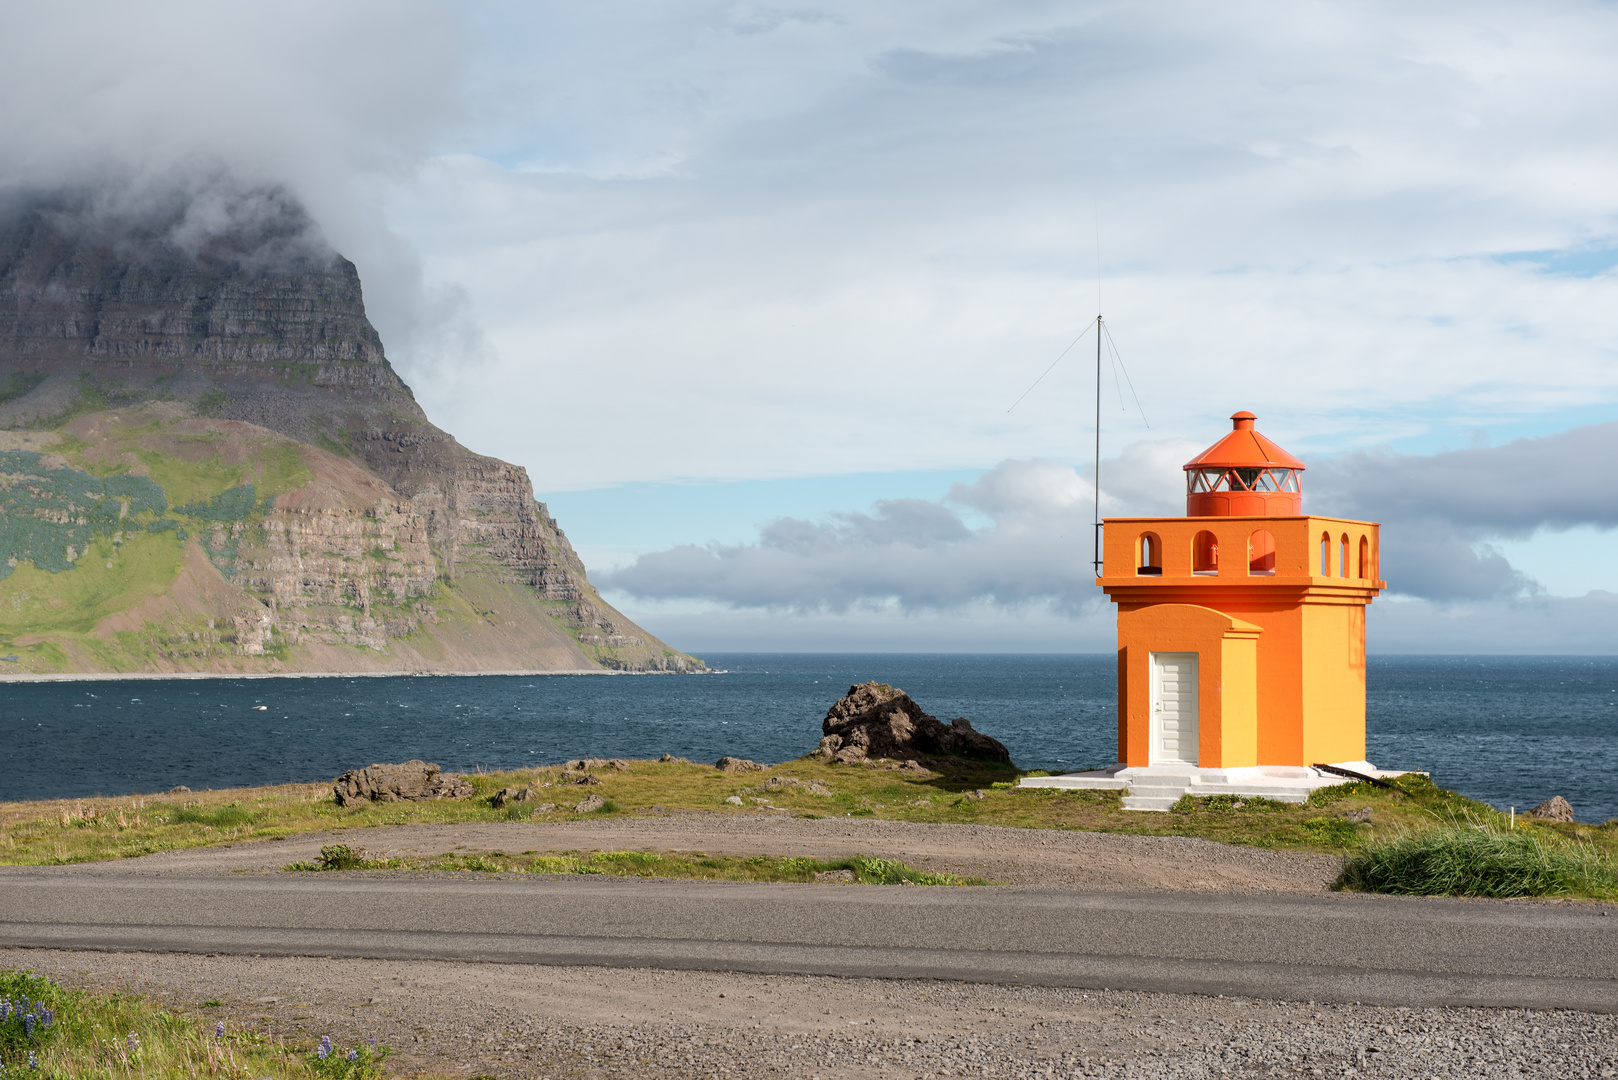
[[1093, 215, 1103, 579], [1093, 312, 1102, 578]]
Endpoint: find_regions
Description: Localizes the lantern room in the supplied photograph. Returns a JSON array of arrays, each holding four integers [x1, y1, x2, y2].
[[1183, 411, 1305, 517]]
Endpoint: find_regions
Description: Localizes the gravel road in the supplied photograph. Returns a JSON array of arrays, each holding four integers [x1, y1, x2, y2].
[[6, 818, 1611, 1078], [8, 947, 1612, 1079]]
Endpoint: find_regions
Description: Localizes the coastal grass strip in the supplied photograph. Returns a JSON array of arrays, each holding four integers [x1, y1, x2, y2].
[[5, 758, 1613, 869], [285, 844, 987, 886], [0, 968, 385, 1080], [1336, 821, 1618, 899]]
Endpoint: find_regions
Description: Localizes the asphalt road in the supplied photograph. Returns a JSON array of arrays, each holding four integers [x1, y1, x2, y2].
[[2, 872, 1615, 1012]]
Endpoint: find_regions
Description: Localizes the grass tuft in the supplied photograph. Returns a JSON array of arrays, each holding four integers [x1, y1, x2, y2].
[[0, 967, 369, 1079], [282, 847, 987, 885], [1337, 817, 1618, 899]]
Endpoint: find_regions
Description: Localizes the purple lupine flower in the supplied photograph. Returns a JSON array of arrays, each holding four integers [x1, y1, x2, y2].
[[128, 1031, 140, 1051], [1, 998, 10, 1021], [23, 1013, 34, 1036], [216, 1020, 225, 1038], [43, 1008, 54, 1028], [317, 1035, 332, 1060], [347, 1049, 359, 1061], [28, 1050, 39, 1071]]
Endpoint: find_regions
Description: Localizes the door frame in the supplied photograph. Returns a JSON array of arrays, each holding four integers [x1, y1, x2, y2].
[[1149, 650, 1200, 766]]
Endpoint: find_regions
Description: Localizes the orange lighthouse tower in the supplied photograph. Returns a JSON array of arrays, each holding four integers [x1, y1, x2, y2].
[[1023, 411, 1398, 809]]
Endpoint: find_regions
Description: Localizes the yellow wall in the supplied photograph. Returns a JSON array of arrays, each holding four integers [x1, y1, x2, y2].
[[1102, 514, 1381, 768]]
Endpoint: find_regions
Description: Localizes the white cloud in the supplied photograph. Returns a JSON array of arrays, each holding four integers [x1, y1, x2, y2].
[[603, 422, 1618, 617]]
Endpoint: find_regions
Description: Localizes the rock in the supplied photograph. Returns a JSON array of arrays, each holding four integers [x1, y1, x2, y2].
[[658, 753, 692, 764], [534, 803, 556, 813], [166, 785, 192, 794], [567, 758, 609, 771], [1341, 806, 1373, 823], [724, 795, 744, 806], [959, 789, 988, 801], [814, 869, 855, 884], [566, 774, 602, 786], [750, 776, 833, 797], [573, 794, 606, 813], [716, 757, 766, 773], [1530, 795, 1574, 822], [819, 682, 1012, 765], [332, 760, 473, 806], [491, 787, 536, 808]]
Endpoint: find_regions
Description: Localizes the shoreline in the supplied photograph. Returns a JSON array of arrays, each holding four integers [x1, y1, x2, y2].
[[0, 667, 726, 683]]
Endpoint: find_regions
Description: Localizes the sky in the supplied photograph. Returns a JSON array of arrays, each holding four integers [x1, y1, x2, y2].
[[3, 1, 1616, 653]]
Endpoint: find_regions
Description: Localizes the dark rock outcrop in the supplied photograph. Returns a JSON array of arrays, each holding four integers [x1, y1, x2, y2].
[[716, 756, 765, 773], [332, 760, 473, 806], [1529, 795, 1574, 822], [817, 682, 1012, 765]]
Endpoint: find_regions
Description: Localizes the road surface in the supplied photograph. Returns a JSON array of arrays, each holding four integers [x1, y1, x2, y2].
[[2, 870, 1614, 1011]]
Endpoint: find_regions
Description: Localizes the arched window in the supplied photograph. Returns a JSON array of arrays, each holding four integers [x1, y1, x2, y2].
[[1193, 531, 1219, 575], [1339, 534, 1350, 578], [1320, 532, 1331, 576], [1248, 529, 1276, 575], [1137, 532, 1162, 575], [1358, 535, 1369, 579]]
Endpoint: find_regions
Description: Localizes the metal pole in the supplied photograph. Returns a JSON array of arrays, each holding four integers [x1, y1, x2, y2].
[[1093, 314, 1102, 577]]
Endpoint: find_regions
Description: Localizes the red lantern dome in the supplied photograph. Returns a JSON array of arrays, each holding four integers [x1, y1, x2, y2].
[[1183, 411, 1305, 516]]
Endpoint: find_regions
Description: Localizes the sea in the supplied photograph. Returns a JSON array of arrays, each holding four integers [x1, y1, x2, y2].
[[3, 654, 1616, 823]]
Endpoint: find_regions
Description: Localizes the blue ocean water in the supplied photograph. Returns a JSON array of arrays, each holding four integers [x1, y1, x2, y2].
[[2, 654, 1615, 822]]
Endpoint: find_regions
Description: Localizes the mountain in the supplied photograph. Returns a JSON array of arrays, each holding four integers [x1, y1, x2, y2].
[[0, 187, 703, 675]]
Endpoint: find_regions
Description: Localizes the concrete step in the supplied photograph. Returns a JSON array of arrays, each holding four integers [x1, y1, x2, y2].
[[1119, 795, 1180, 812], [1120, 779, 1191, 812]]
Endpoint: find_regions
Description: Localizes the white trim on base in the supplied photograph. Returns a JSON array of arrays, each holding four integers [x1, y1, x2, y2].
[[1018, 761, 1417, 811]]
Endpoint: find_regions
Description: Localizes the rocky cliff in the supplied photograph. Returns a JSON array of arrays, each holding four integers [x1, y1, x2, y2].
[[0, 187, 701, 675]]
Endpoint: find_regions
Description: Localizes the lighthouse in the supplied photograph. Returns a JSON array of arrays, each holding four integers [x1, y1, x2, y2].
[[1023, 411, 1403, 809]]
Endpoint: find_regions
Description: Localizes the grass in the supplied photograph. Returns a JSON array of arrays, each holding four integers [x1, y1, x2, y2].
[[1336, 813, 1618, 899], [284, 843, 985, 885], [11, 756, 1609, 874], [0, 968, 386, 1080], [0, 531, 186, 637]]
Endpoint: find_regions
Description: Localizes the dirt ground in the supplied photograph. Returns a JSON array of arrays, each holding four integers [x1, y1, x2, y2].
[[9, 947, 1611, 1079], [42, 812, 1345, 891]]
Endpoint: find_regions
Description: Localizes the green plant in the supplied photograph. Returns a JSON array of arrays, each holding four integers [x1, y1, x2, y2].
[[317, 844, 368, 871], [306, 1034, 391, 1080], [0, 971, 62, 1060], [1337, 818, 1618, 899], [170, 803, 261, 829], [1301, 816, 1362, 847], [849, 855, 971, 886]]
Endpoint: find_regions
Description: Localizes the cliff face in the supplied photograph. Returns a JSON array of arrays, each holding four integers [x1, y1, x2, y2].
[[0, 188, 700, 675]]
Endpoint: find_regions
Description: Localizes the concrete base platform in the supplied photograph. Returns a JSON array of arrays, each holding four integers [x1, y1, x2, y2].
[[1018, 761, 1415, 811]]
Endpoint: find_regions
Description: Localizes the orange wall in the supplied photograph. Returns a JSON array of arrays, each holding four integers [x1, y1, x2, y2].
[[1116, 604, 1260, 768]]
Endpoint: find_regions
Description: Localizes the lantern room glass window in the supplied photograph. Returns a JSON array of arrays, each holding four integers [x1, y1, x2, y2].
[[1186, 468, 1300, 494]]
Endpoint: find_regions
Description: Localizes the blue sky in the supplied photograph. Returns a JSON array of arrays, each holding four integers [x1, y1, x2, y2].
[[5, 0, 1616, 651]]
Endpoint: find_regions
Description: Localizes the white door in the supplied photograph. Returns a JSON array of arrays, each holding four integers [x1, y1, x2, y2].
[[1151, 652, 1199, 765]]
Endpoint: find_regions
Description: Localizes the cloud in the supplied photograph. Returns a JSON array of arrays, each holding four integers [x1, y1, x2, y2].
[[368, 1, 1618, 486], [1310, 420, 1618, 600], [603, 458, 1099, 612], [0, 0, 483, 377], [604, 421, 1618, 611]]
